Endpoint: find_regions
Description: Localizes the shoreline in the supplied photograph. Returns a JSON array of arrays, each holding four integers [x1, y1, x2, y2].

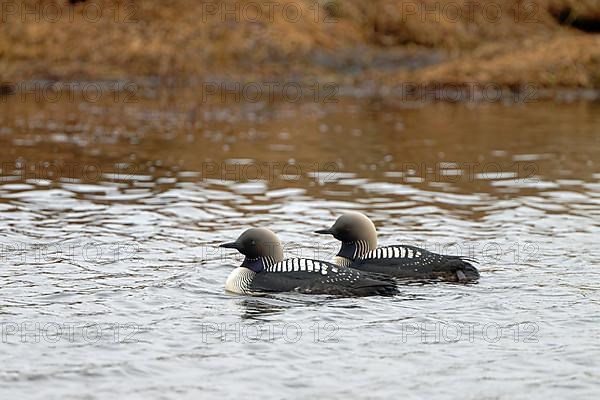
[[2, 1, 600, 100], [3, 77, 600, 105]]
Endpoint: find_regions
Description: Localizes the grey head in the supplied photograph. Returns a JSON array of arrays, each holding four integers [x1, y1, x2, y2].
[[315, 212, 378, 260], [220, 228, 284, 272]]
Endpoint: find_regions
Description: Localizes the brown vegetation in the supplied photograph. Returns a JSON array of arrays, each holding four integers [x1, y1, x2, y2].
[[1, 0, 600, 91]]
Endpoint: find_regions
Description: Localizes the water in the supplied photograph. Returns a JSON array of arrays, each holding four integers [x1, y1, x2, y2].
[[1, 92, 600, 399]]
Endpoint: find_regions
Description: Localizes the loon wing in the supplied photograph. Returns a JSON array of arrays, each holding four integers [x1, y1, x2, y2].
[[250, 258, 397, 296], [351, 245, 479, 282]]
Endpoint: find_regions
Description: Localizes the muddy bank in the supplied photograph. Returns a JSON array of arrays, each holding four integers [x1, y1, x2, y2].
[[1, 0, 600, 97]]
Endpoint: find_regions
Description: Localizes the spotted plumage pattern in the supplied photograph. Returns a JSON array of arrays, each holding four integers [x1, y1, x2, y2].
[[236, 258, 398, 296], [349, 245, 480, 282]]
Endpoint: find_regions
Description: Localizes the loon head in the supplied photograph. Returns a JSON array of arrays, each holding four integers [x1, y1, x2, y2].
[[220, 228, 284, 272], [315, 212, 378, 261]]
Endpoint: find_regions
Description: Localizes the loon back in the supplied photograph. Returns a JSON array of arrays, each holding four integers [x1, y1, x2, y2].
[[226, 258, 398, 296], [349, 245, 480, 283]]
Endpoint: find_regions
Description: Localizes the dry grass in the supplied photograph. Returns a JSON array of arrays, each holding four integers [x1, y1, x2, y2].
[[1, 0, 600, 89], [410, 34, 600, 88]]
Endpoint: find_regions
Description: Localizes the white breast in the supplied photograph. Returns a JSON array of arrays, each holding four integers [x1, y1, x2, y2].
[[225, 267, 256, 294]]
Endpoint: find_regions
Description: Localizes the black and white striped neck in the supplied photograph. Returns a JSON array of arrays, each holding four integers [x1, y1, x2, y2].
[[241, 256, 279, 272], [337, 240, 371, 261]]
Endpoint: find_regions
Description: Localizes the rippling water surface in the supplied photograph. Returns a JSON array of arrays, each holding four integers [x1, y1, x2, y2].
[[1, 93, 599, 399]]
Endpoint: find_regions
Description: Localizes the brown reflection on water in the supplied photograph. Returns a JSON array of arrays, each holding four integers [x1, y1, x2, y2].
[[1, 91, 599, 206]]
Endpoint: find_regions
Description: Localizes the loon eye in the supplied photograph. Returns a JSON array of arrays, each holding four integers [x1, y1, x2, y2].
[[250, 240, 256, 246]]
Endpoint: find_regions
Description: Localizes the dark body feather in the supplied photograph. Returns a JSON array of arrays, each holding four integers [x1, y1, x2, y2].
[[250, 258, 398, 296], [350, 245, 479, 282]]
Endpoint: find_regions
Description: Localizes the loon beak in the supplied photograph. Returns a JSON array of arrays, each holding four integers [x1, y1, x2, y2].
[[219, 241, 239, 249], [314, 228, 333, 235]]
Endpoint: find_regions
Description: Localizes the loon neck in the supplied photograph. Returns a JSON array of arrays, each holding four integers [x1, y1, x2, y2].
[[337, 240, 371, 261], [241, 256, 279, 272]]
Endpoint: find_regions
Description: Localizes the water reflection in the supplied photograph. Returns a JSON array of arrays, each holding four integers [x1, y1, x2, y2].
[[1, 91, 599, 398]]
